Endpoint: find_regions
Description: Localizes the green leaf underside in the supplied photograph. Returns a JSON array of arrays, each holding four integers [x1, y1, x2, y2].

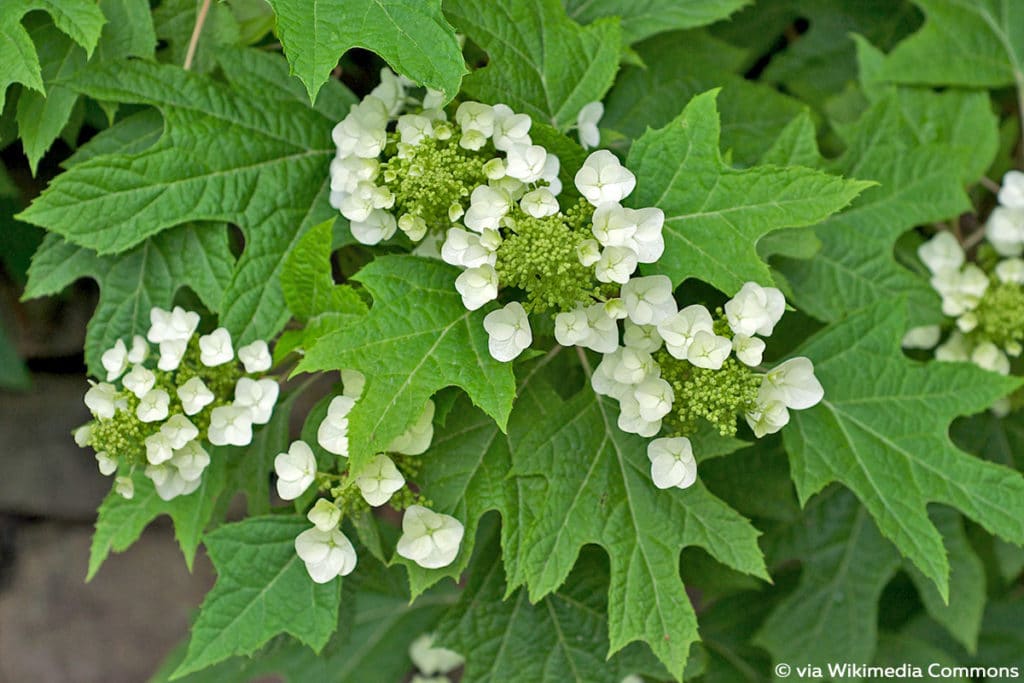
[[777, 82, 994, 326], [627, 90, 870, 294], [508, 387, 766, 680], [564, 0, 751, 45], [436, 539, 668, 682], [878, 0, 1024, 89], [297, 256, 516, 472], [0, 0, 106, 109], [172, 516, 343, 678], [785, 299, 1024, 598], [87, 450, 228, 580], [24, 225, 234, 376], [18, 52, 351, 345], [266, 0, 466, 103], [445, 0, 622, 131]]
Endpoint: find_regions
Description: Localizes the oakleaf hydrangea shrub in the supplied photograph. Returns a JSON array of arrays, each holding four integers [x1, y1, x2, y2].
[[7, 0, 1024, 681]]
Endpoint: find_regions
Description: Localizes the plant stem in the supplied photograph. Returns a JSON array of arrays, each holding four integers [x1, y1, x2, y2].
[[575, 345, 593, 379], [980, 175, 1001, 194], [183, 0, 213, 71]]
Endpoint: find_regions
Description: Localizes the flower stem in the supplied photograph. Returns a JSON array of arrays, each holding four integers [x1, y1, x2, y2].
[[576, 345, 593, 379], [183, 0, 213, 71]]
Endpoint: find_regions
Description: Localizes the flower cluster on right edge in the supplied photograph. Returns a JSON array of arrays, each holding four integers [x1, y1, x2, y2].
[[587, 280, 824, 491], [908, 170, 1024, 414]]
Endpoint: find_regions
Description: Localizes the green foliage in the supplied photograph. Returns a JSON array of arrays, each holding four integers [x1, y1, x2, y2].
[[266, 0, 466, 102], [299, 256, 516, 471], [0, 0, 105, 110], [564, 0, 750, 45], [446, 0, 622, 130], [785, 300, 1024, 598], [9, 1, 1024, 681], [18, 51, 352, 346], [627, 90, 870, 293], [508, 385, 762, 679], [878, 0, 1024, 88], [172, 516, 344, 678]]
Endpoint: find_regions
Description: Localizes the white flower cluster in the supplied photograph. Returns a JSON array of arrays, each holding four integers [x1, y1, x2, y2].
[[586, 282, 822, 490], [276, 370, 464, 582], [907, 171, 1024, 391], [327, 71, 666, 365], [77, 307, 276, 501], [408, 633, 465, 683]]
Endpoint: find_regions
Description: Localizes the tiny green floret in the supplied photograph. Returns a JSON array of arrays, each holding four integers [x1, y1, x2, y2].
[[657, 353, 761, 437], [973, 280, 1024, 350]]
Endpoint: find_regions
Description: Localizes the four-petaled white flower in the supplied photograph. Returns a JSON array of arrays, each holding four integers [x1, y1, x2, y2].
[[161, 414, 199, 450], [483, 302, 532, 362], [686, 330, 732, 370], [101, 339, 129, 381], [520, 188, 560, 218], [744, 395, 790, 438], [647, 437, 697, 489], [84, 382, 120, 419], [622, 275, 676, 326], [96, 451, 117, 476], [158, 338, 188, 371], [199, 327, 234, 367], [575, 150, 636, 206], [759, 357, 824, 410], [307, 498, 342, 531], [351, 208, 398, 245], [145, 432, 174, 465], [455, 264, 499, 311], [464, 185, 510, 232], [122, 364, 156, 398], [576, 101, 603, 150], [623, 320, 663, 353], [237, 340, 272, 373], [127, 335, 148, 364], [634, 376, 674, 422], [137, 388, 170, 423], [177, 376, 215, 415], [595, 245, 639, 284], [554, 307, 591, 347], [396, 505, 465, 569], [505, 143, 548, 183], [148, 306, 199, 344], [208, 405, 253, 446], [441, 228, 495, 269], [658, 304, 714, 359], [491, 103, 532, 151], [732, 334, 766, 366], [234, 377, 280, 425], [274, 440, 318, 500], [318, 395, 356, 456], [724, 282, 785, 337], [998, 170, 1024, 209], [388, 400, 435, 455], [355, 454, 406, 507], [918, 231, 965, 274], [971, 342, 1011, 375], [986, 206, 1024, 256], [295, 526, 358, 583]]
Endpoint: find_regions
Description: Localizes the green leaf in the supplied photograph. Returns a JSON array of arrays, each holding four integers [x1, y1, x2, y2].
[[16, 0, 156, 173], [173, 515, 343, 678], [759, 110, 823, 169], [508, 388, 766, 680], [23, 224, 234, 376], [906, 508, 986, 653], [280, 218, 367, 325], [87, 450, 229, 580], [878, 0, 1024, 90], [446, 0, 622, 131], [0, 0, 106, 109], [604, 31, 809, 166], [756, 489, 901, 677], [564, 0, 750, 44], [298, 256, 515, 471], [784, 299, 1024, 598], [157, 557, 457, 683], [265, 0, 465, 103], [777, 89, 982, 325], [873, 632, 968, 681], [436, 538, 669, 683], [390, 356, 562, 596], [626, 90, 870, 293], [17, 54, 348, 345]]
